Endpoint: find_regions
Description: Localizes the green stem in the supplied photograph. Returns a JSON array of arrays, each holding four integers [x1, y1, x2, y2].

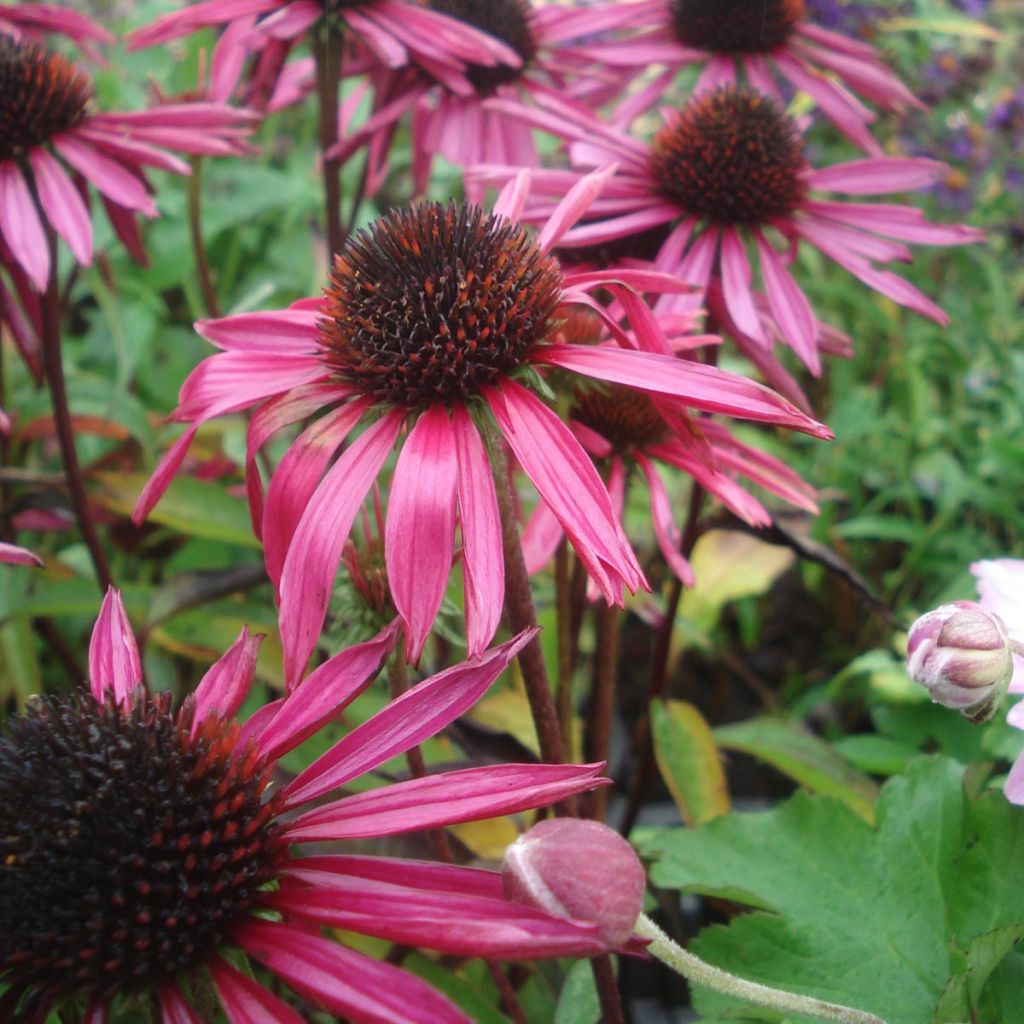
[[555, 540, 576, 758], [635, 914, 886, 1024], [188, 156, 220, 317], [312, 22, 345, 259]]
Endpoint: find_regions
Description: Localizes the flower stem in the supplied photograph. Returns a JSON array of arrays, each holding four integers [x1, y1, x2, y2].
[[187, 156, 220, 317], [590, 954, 625, 1024], [589, 599, 620, 822], [1008, 638, 1024, 658], [491, 444, 566, 767], [312, 22, 345, 259], [39, 231, 113, 593], [555, 540, 575, 757], [635, 914, 886, 1024]]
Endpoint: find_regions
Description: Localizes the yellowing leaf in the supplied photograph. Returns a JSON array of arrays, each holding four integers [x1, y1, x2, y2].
[[451, 817, 520, 861]]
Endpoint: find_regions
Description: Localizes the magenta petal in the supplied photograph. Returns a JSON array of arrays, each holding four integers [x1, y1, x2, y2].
[[493, 167, 532, 221], [634, 454, 695, 586], [257, 620, 400, 760], [808, 157, 944, 195], [191, 627, 262, 734], [0, 164, 49, 291], [195, 307, 321, 352], [279, 410, 403, 688], [754, 232, 820, 374], [89, 588, 142, 705], [537, 163, 618, 252], [53, 135, 157, 216], [0, 542, 43, 567], [283, 630, 535, 808], [385, 405, 459, 662], [452, 405, 503, 656], [484, 379, 645, 603], [1005, 754, 1024, 806], [29, 148, 92, 265], [235, 919, 469, 1024], [521, 496, 565, 576], [209, 952, 307, 1024], [267, 871, 610, 959], [285, 762, 608, 842], [132, 425, 198, 524], [157, 987, 204, 1024], [719, 227, 766, 344]]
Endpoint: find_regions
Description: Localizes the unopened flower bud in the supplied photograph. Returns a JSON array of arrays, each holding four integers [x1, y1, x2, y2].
[[906, 601, 1013, 723], [501, 819, 645, 946]]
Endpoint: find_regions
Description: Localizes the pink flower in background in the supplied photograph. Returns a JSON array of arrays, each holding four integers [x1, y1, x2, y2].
[[968, 560, 1024, 803], [133, 169, 827, 682], [521, 312, 818, 585], [0, 2, 112, 62], [0, 589, 618, 1023], [482, 86, 983, 375], [0, 35, 256, 293], [0, 541, 42, 566], [560, 0, 923, 153]]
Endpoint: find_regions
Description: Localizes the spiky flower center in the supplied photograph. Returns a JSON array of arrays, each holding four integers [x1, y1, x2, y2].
[[319, 201, 562, 408], [0, 36, 92, 163], [650, 87, 808, 224], [0, 692, 284, 1004], [670, 0, 806, 53], [428, 0, 536, 93], [572, 385, 669, 453]]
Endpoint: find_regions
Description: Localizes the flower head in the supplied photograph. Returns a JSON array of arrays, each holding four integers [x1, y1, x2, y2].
[[0, 590, 616, 1021], [133, 172, 827, 682], [559, 0, 923, 153], [0, 35, 255, 294], [481, 86, 983, 374]]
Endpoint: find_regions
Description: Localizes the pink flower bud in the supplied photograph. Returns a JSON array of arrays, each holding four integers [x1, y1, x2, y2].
[[501, 819, 646, 946], [906, 601, 1013, 723]]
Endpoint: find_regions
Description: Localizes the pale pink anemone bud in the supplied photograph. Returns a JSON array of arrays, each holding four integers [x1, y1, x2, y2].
[[906, 601, 1014, 723], [502, 818, 646, 946]]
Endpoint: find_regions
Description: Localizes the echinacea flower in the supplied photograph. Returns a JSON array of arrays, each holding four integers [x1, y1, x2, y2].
[[560, 0, 923, 153], [133, 170, 828, 682], [0, 2, 112, 62], [482, 86, 984, 375], [0, 35, 256, 293], [0, 589, 619, 1022], [126, 0, 522, 97]]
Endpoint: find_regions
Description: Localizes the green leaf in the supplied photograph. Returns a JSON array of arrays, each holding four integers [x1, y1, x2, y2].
[[403, 955, 511, 1024], [638, 757, 1024, 1024], [94, 471, 261, 549], [651, 700, 731, 826], [554, 960, 601, 1024], [713, 717, 878, 822]]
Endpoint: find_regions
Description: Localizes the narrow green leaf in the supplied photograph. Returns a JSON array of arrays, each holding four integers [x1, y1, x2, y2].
[[554, 960, 601, 1024]]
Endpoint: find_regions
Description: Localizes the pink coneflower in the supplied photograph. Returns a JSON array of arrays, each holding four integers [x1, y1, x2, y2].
[[330, 0, 629, 198], [524, 376, 819, 586], [133, 170, 827, 683], [484, 86, 983, 375], [0, 2, 112, 62], [560, 0, 923, 153], [0, 35, 255, 293], [0, 589, 620, 1022], [126, 0, 522, 94]]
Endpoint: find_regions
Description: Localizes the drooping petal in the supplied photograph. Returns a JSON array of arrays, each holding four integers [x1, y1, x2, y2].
[[385, 405, 459, 663], [719, 227, 766, 345], [754, 231, 819, 374], [29, 148, 92, 265], [0, 163, 49, 291], [283, 630, 535, 808], [451, 405, 504, 656], [234, 919, 469, 1024], [537, 163, 619, 252], [493, 167, 532, 221], [89, 588, 142, 705], [190, 627, 263, 734], [279, 410, 403, 688], [257, 620, 400, 759], [485, 379, 645, 604], [0, 542, 43, 567], [132, 425, 198, 524], [53, 134, 157, 215], [157, 986, 204, 1024], [286, 762, 608, 842], [807, 157, 945, 195], [209, 953, 306, 1024], [634, 454, 695, 586]]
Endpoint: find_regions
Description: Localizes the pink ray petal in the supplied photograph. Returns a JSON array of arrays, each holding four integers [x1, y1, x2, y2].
[[803, 200, 985, 246], [209, 952, 309, 1024], [157, 986, 204, 1024], [452, 405, 504, 656], [532, 344, 830, 436], [89, 588, 142, 705], [1005, 754, 1024, 806], [53, 135, 157, 216], [493, 167, 532, 221], [484, 379, 645, 603], [257, 620, 400, 759], [0, 542, 43, 567], [29, 149, 92, 265], [267, 871, 611, 959], [263, 398, 371, 589], [190, 627, 263, 734], [537, 163, 619, 252], [719, 226, 767, 345], [195, 308, 321, 352], [0, 164, 49, 291], [234, 919, 469, 1024], [101, 193, 147, 264], [285, 762, 608, 842], [634, 454, 695, 586], [279, 410, 404, 688], [84, 998, 107, 1024], [283, 630, 535, 808], [386, 405, 459, 663], [807, 158, 945, 195], [133, 425, 198, 524], [754, 231, 819, 374], [521, 497, 565, 576]]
